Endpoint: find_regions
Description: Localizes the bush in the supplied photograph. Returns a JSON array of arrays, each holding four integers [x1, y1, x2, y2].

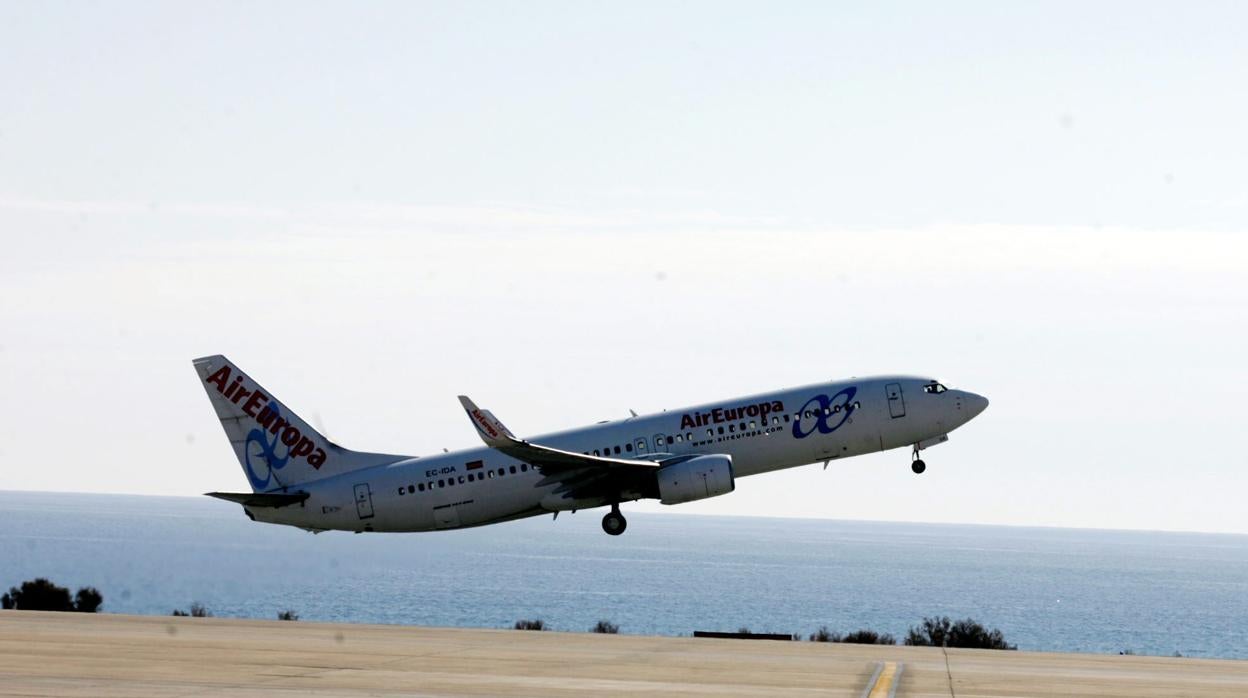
[[1, 578, 102, 612], [277, 610, 299, 621], [172, 602, 212, 618], [73, 587, 104, 613], [514, 619, 546, 631], [808, 627, 896, 644], [905, 616, 1015, 650], [809, 626, 840, 642], [841, 630, 897, 645], [590, 620, 618, 634]]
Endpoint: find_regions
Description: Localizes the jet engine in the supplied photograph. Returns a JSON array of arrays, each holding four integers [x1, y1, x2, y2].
[[656, 455, 735, 505]]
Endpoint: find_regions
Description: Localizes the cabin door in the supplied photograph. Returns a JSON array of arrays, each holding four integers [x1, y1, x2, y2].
[[634, 437, 649, 456], [885, 382, 906, 419], [353, 483, 375, 519]]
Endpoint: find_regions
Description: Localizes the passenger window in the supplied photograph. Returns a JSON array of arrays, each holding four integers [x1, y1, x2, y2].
[[447, 478, 454, 487], [784, 414, 790, 422], [487, 471, 494, 479], [468, 474, 475, 482], [593, 449, 600, 456], [457, 476, 464, 484], [438, 479, 445, 487], [498, 468, 505, 477], [405, 485, 413, 494], [613, 446, 621, 454], [671, 435, 678, 444], [521, 464, 529, 472], [625, 443, 633, 452], [728, 424, 735, 433], [749, 421, 756, 429], [718, 426, 724, 434], [739, 422, 746, 431], [509, 465, 517, 474], [686, 432, 692, 440], [418, 483, 425, 492], [707, 429, 713, 437]]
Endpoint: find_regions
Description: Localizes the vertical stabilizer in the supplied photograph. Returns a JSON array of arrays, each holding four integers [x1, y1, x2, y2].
[[192, 355, 405, 492]]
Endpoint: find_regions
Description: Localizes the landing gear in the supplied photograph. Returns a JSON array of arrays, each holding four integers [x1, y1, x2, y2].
[[911, 444, 926, 474], [601, 504, 627, 536]]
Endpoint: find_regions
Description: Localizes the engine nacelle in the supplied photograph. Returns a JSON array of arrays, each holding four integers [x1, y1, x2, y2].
[[656, 455, 735, 505]]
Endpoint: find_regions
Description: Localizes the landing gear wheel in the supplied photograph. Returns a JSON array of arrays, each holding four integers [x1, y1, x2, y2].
[[910, 444, 927, 475], [602, 506, 627, 536]]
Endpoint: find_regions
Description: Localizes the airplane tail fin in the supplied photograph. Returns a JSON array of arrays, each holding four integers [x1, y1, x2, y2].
[[192, 355, 405, 492]]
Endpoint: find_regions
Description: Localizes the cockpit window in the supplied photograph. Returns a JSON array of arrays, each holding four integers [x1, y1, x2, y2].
[[923, 382, 948, 394]]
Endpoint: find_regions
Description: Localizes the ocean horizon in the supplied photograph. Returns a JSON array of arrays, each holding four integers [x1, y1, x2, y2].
[[2, 490, 1246, 659]]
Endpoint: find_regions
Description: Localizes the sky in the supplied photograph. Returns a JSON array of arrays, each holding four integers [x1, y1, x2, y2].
[[1, 2, 1246, 533]]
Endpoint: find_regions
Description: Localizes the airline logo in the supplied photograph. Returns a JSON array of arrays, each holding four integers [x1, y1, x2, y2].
[[791, 387, 858, 439], [204, 365, 328, 489], [679, 400, 786, 430], [469, 409, 500, 439]]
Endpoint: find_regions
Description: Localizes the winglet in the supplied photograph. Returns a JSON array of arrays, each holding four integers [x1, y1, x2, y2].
[[458, 396, 518, 446]]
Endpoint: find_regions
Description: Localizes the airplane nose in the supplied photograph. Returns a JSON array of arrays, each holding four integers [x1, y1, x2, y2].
[[965, 392, 989, 419]]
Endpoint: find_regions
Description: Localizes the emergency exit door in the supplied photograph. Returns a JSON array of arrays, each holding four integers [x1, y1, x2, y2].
[[353, 483, 375, 520], [885, 383, 906, 418]]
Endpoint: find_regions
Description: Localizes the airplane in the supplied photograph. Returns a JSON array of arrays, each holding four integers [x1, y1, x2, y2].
[[193, 355, 989, 536]]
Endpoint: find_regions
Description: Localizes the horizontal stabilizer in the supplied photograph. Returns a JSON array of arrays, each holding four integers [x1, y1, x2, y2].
[[206, 491, 310, 508]]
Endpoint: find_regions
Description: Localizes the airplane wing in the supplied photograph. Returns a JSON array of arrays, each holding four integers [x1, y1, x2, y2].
[[457, 396, 662, 474]]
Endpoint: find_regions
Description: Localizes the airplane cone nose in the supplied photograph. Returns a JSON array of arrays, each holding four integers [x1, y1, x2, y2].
[[967, 392, 990, 419]]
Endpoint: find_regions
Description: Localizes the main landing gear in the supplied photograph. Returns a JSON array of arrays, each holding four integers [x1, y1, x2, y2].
[[602, 504, 627, 536], [911, 444, 926, 475]]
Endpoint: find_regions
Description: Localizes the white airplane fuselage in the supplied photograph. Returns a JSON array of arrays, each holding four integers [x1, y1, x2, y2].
[[240, 375, 988, 534]]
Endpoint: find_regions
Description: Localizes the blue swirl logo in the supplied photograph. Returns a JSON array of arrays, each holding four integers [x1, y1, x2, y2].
[[244, 405, 289, 490], [792, 387, 858, 439]]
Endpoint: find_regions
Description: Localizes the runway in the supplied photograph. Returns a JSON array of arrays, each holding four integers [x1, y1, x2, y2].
[[2, 611, 1246, 697]]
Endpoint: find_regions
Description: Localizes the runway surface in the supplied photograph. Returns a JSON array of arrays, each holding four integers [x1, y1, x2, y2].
[[2, 611, 1246, 697]]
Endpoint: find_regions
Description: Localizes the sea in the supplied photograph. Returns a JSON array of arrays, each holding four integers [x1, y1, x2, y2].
[[1, 491, 1245, 659]]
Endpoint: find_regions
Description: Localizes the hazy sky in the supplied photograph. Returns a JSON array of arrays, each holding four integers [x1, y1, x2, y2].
[[2, 2, 1246, 533]]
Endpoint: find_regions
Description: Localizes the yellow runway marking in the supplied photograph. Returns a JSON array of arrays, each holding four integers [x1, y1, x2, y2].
[[866, 661, 902, 698]]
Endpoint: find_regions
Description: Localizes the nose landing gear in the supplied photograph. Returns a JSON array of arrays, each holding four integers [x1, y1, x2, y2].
[[911, 444, 926, 474], [601, 504, 627, 536]]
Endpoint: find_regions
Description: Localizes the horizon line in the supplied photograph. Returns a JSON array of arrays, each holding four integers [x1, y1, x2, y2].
[[3, 489, 1245, 539]]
